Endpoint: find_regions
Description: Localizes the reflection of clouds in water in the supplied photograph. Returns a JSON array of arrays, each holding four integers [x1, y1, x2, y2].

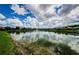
[[10, 33, 24, 40], [11, 31, 79, 52]]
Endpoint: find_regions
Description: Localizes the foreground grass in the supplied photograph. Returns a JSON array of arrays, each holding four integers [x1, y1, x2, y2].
[[0, 31, 14, 55]]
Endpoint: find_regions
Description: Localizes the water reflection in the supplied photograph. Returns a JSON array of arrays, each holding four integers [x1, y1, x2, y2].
[[10, 31, 79, 52]]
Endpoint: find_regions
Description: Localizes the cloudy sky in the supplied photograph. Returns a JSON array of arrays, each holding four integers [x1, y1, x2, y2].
[[0, 4, 79, 28]]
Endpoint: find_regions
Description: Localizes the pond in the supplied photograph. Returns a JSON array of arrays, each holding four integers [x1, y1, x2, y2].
[[10, 31, 79, 53]]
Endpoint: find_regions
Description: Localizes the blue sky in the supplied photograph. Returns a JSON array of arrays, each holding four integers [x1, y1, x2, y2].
[[0, 4, 79, 28], [0, 4, 35, 20], [0, 4, 37, 28]]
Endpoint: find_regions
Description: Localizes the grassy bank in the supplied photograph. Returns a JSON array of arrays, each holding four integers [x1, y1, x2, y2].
[[0, 31, 14, 55]]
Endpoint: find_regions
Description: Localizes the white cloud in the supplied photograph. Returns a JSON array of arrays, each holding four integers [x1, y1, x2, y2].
[[25, 4, 79, 28], [0, 18, 23, 28], [6, 18, 23, 27], [1, 4, 79, 28], [67, 6, 79, 19], [0, 20, 7, 27], [25, 4, 57, 21], [59, 4, 79, 16], [24, 17, 38, 28], [24, 4, 65, 28], [0, 13, 6, 19], [11, 4, 27, 15]]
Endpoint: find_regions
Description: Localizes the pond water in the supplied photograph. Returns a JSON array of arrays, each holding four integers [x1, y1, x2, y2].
[[10, 31, 79, 52]]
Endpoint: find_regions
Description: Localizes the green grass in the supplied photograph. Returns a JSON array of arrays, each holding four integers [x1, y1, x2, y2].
[[0, 31, 14, 55]]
